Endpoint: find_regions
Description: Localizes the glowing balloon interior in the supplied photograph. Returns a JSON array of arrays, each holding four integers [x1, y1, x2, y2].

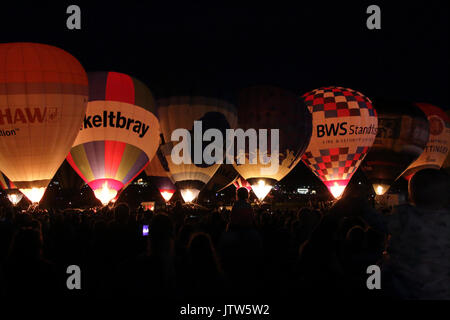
[[251, 179, 273, 201], [7, 193, 23, 206], [160, 189, 176, 202], [93, 181, 117, 205], [180, 189, 200, 203]]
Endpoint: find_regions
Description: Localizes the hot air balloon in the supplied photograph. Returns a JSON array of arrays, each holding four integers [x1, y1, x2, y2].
[[144, 148, 176, 202], [301, 87, 378, 199], [401, 103, 450, 180], [0, 43, 89, 203], [0, 172, 23, 205], [157, 96, 237, 203], [67, 72, 161, 205], [232, 86, 312, 201], [444, 110, 450, 174], [360, 99, 429, 195]]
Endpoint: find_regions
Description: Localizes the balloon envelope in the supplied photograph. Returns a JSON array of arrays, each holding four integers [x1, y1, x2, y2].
[[443, 110, 450, 174], [301, 87, 378, 199], [0, 172, 15, 190], [232, 86, 312, 201], [360, 99, 429, 195], [0, 43, 88, 203], [401, 103, 450, 180], [157, 96, 237, 203], [67, 72, 160, 205]]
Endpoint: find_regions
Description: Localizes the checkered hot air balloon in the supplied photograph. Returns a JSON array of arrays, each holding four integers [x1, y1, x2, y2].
[[301, 87, 378, 199], [67, 72, 161, 205], [0, 43, 89, 203]]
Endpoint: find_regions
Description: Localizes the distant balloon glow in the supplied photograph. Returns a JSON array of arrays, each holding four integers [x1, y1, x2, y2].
[[7, 193, 23, 206], [374, 184, 389, 196], [94, 182, 117, 206], [328, 182, 346, 199], [160, 189, 175, 202], [20, 187, 46, 204], [251, 179, 273, 201], [180, 189, 200, 203]]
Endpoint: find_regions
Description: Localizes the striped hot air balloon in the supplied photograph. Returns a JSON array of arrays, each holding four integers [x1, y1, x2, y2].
[[144, 148, 176, 202], [157, 96, 237, 203], [0, 43, 88, 203], [0, 172, 23, 205], [232, 176, 252, 191], [232, 86, 312, 201], [401, 103, 450, 180], [301, 87, 378, 199], [67, 72, 160, 205], [0, 172, 15, 190]]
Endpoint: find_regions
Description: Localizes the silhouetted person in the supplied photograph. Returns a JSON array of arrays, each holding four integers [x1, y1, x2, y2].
[[171, 200, 185, 232], [364, 169, 450, 299], [112, 213, 177, 298], [3, 227, 59, 297], [219, 188, 263, 297], [229, 187, 254, 229], [181, 232, 224, 298]]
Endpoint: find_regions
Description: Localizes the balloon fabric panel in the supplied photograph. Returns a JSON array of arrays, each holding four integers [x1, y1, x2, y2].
[[0, 43, 88, 203]]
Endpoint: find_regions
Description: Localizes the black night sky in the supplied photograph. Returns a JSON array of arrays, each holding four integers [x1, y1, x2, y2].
[[1, 1, 449, 189], [2, 1, 448, 105]]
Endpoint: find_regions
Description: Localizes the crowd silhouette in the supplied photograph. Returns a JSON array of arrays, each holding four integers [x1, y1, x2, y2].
[[0, 169, 449, 300]]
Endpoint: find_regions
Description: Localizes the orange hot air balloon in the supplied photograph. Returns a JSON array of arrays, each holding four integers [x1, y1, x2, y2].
[[0, 43, 88, 203], [401, 103, 450, 180], [301, 87, 378, 199]]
